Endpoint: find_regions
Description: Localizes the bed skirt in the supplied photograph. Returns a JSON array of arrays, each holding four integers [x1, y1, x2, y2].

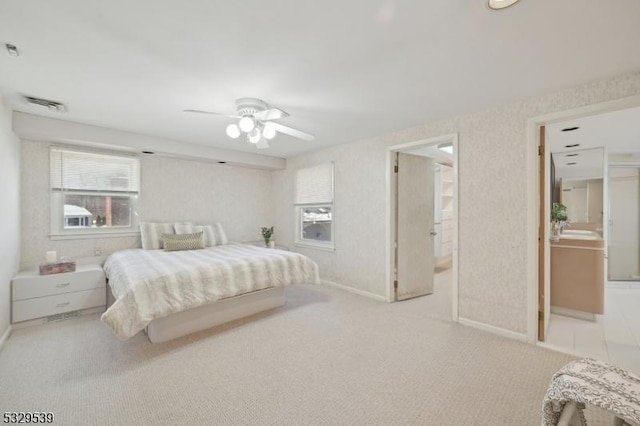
[[146, 286, 286, 343]]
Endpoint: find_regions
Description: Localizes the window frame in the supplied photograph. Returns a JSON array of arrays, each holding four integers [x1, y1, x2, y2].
[[293, 162, 335, 251], [49, 146, 141, 240], [295, 203, 335, 251]]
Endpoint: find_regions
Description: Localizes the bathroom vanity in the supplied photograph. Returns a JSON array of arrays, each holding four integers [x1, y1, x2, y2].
[[550, 229, 605, 318]]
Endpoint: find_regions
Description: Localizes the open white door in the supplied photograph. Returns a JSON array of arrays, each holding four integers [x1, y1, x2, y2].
[[396, 152, 435, 301], [539, 126, 551, 341]]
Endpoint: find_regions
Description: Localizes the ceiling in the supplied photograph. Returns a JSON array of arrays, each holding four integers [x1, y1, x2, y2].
[[1, 1, 640, 159], [548, 106, 640, 178]]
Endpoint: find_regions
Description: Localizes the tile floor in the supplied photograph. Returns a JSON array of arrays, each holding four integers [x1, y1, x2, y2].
[[543, 283, 640, 374]]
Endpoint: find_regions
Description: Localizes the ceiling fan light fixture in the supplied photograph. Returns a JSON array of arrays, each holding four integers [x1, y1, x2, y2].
[[184, 97, 314, 149], [262, 124, 276, 140], [488, 0, 520, 10], [238, 116, 255, 133], [226, 123, 240, 139], [248, 128, 261, 144]]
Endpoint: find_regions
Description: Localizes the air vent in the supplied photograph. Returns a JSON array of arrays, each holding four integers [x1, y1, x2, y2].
[[24, 95, 67, 113]]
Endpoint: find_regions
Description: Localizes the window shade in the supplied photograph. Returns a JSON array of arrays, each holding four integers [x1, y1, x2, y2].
[[295, 162, 333, 204], [50, 148, 140, 193]]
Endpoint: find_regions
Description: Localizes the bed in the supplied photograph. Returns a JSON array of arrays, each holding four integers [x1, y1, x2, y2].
[[101, 243, 320, 342]]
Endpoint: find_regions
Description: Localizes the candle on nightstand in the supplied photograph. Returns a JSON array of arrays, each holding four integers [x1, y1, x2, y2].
[[45, 251, 57, 264]]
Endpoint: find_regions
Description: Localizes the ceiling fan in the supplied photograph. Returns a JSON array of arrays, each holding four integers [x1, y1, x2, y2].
[[184, 98, 314, 149]]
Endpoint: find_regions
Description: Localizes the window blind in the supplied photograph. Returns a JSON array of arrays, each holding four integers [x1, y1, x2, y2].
[[295, 162, 333, 204], [50, 148, 140, 193]]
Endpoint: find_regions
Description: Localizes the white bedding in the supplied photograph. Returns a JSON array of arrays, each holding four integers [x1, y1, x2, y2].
[[101, 244, 320, 339]]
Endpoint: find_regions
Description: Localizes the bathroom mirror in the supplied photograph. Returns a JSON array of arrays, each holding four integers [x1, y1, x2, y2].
[[551, 147, 604, 230]]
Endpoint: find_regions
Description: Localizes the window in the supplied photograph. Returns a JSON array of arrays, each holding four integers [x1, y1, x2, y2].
[[294, 162, 334, 250], [50, 147, 140, 238]]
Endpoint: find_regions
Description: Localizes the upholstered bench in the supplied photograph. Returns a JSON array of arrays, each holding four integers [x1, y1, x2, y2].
[[542, 358, 640, 426]]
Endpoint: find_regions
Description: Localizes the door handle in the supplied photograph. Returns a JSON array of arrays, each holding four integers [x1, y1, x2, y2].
[[430, 231, 437, 236]]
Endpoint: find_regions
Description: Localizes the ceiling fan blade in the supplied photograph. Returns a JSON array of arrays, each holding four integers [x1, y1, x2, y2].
[[256, 138, 269, 149], [254, 107, 290, 121], [183, 109, 240, 119], [270, 122, 314, 141]]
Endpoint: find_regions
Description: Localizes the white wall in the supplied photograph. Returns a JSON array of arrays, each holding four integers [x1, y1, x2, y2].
[[21, 140, 274, 267], [0, 97, 21, 338], [273, 71, 640, 335]]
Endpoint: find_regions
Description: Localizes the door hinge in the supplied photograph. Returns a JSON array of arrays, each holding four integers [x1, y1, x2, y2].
[[538, 311, 544, 321], [538, 145, 543, 156], [393, 280, 398, 289], [394, 165, 398, 173]]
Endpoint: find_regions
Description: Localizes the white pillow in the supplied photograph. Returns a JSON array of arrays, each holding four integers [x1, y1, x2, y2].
[[140, 222, 175, 250], [174, 223, 228, 246], [213, 222, 228, 245]]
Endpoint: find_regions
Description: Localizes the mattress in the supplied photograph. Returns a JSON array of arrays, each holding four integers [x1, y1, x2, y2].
[[101, 244, 320, 339]]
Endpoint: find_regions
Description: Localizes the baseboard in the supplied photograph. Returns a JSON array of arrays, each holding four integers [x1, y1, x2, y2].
[[550, 306, 595, 321], [0, 325, 12, 353], [458, 317, 528, 342], [320, 280, 386, 302]]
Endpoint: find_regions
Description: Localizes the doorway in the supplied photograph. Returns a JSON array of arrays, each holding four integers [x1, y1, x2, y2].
[[385, 134, 459, 322], [530, 99, 640, 374]]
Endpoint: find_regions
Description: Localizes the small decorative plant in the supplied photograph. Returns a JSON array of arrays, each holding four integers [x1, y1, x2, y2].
[[551, 202, 568, 223], [261, 226, 274, 247], [550, 202, 568, 241]]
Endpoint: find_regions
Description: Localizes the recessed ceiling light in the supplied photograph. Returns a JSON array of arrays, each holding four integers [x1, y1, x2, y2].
[[566, 162, 577, 165], [5, 43, 19, 56], [565, 144, 580, 148], [561, 126, 580, 132], [488, 0, 520, 10], [566, 153, 579, 157]]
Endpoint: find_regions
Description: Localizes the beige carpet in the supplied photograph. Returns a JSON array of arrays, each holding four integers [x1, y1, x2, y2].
[[0, 282, 613, 425]]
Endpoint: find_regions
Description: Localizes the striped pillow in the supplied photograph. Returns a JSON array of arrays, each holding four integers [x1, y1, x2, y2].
[[174, 223, 228, 246], [140, 222, 175, 250], [162, 232, 205, 252]]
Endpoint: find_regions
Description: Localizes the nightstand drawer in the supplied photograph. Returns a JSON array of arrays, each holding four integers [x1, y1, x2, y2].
[[12, 267, 105, 301], [12, 287, 106, 323]]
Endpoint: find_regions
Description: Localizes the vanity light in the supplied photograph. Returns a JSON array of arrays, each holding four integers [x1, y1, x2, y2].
[[488, 0, 520, 10]]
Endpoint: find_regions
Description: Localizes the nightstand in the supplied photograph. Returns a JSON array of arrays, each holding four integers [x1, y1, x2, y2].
[[11, 264, 106, 323], [244, 241, 290, 251]]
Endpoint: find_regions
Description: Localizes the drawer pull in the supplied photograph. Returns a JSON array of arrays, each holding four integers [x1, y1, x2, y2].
[[56, 282, 71, 288], [56, 302, 70, 308]]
